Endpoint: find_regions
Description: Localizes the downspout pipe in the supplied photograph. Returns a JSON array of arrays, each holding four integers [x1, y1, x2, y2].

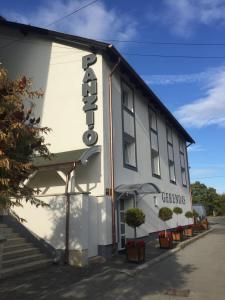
[[64, 162, 76, 264], [108, 53, 121, 252], [186, 141, 194, 209]]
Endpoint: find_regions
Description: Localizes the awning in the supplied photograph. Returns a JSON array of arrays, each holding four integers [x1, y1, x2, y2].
[[33, 145, 101, 171], [115, 183, 161, 197]]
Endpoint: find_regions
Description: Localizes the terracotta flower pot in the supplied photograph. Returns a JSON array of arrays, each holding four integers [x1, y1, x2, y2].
[[126, 240, 145, 263], [201, 219, 209, 230], [158, 232, 173, 249], [193, 223, 203, 232], [172, 231, 183, 242], [184, 227, 193, 237]]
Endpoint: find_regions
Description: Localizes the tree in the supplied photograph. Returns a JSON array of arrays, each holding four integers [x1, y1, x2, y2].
[[173, 206, 183, 226], [158, 207, 173, 236], [191, 181, 221, 215], [125, 208, 145, 239], [185, 211, 193, 225], [0, 68, 51, 219], [193, 209, 199, 223]]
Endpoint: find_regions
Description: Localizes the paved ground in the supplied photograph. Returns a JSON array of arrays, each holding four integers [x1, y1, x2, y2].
[[0, 217, 224, 299]]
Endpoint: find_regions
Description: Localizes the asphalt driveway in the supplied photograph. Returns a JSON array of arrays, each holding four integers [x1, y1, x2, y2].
[[0, 217, 224, 300]]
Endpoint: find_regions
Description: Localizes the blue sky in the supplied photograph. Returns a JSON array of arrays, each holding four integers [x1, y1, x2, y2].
[[1, 0, 225, 193]]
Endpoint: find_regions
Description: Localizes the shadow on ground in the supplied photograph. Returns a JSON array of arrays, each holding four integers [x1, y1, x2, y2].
[[2, 220, 219, 300], [0, 251, 197, 300]]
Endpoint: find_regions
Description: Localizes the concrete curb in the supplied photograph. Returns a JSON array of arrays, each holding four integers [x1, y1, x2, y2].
[[121, 228, 215, 276]]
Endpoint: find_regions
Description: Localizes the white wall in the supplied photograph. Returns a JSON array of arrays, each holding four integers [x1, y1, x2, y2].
[[1, 24, 193, 253], [14, 193, 100, 258], [0, 26, 109, 256], [0, 27, 106, 197], [102, 58, 193, 238], [14, 195, 66, 250]]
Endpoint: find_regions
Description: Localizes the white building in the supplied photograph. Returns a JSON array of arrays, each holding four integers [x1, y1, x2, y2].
[[0, 19, 194, 266]]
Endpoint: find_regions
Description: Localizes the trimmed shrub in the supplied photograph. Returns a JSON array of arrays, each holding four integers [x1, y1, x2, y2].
[[125, 208, 145, 239], [125, 208, 145, 228], [173, 207, 183, 215], [173, 207, 183, 226], [158, 207, 173, 222], [185, 211, 193, 219]]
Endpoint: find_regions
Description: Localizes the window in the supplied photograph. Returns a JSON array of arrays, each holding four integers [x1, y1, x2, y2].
[[149, 108, 160, 177], [179, 139, 187, 186], [122, 82, 137, 170], [166, 125, 176, 183]]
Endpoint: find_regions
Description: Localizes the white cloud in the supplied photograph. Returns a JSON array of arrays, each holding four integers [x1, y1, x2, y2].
[[3, 0, 137, 41], [175, 67, 225, 128], [148, 0, 225, 37]]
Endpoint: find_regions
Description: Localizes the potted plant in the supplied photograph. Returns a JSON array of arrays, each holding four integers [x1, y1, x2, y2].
[[158, 207, 173, 248], [192, 210, 201, 232], [184, 211, 193, 237], [201, 218, 209, 230], [125, 208, 145, 263], [193, 210, 199, 224], [172, 207, 183, 241]]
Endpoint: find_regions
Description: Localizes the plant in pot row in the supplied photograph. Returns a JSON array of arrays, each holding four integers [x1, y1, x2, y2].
[[158, 207, 196, 248], [158, 207, 173, 249], [184, 211, 194, 237], [192, 210, 209, 231], [125, 208, 146, 263], [172, 207, 183, 242]]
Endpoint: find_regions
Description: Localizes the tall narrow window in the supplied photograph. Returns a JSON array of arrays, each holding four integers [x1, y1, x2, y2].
[[122, 82, 137, 170], [179, 139, 187, 186], [149, 108, 160, 177], [166, 125, 176, 183]]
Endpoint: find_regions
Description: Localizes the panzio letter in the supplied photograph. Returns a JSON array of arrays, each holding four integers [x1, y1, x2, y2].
[[82, 53, 98, 146]]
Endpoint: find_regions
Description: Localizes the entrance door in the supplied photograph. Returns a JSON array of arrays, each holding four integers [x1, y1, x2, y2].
[[118, 194, 134, 250]]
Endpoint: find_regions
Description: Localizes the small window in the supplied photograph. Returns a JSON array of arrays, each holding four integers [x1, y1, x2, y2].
[[152, 148, 160, 176], [122, 81, 137, 170], [124, 137, 136, 167], [122, 83, 134, 112], [166, 125, 176, 183], [179, 139, 187, 186], [149, 109, 157, 131], [123, 110, 135, 137], [149, 108, 160, 177]]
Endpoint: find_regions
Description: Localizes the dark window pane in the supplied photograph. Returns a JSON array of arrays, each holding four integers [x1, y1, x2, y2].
[[121, 237, 125, 248], [122, 83, 133, 112], [149, 109, 157, 131], [121, 224, 125, 234], [120, 198, 124, 210]]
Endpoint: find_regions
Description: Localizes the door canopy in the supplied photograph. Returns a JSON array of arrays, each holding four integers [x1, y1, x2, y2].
[[115, 183, 161, 197]]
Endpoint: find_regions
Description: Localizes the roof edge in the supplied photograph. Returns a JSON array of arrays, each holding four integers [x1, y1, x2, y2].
[[0, 19, 194, 143]]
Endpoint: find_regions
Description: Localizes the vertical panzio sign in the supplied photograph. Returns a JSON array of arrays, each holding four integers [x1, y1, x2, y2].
[[82, 54, 98, 146]]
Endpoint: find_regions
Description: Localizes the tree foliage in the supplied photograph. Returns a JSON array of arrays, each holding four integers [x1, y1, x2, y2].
[[125, 208, 145, 229], [173, 206, 183, 226], [0, 68, 51, 216], [173, 207, 183, 215], [158, 207, 173, 222], [193, 209, 199, 218], [185, 211, 193, 219], [191, 181, 225, 215]]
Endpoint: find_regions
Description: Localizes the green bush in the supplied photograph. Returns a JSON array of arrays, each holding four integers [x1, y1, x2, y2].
[[193, 210, 199, 218], [173, 207, 183, 215], [125, 208, 145, 239], [158, 207, 173, 222], [125, 208, 145, 228], [173, 207, 183, 226], [185, 211, 193, 219]]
